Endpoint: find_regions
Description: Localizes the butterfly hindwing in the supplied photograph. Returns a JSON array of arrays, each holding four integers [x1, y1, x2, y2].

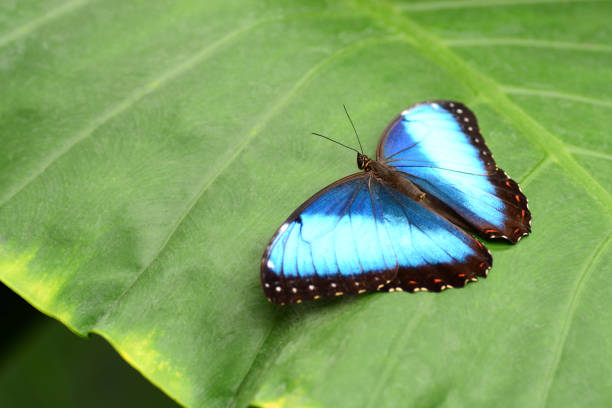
[[372, 182, 491, 293], [261, 174, 491, 304], [377, 100, 531, 243]]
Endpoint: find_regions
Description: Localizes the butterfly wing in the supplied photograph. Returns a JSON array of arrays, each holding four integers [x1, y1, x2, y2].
[[261, 174, 491, 304], [261, 174, 396, 305], [373, 181, 491, 293], [377, 100, 531, 243]]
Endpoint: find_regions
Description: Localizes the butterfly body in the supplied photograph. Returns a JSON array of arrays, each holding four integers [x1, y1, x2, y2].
[[261, 101, 530, 305], [358, 154, 427, 202]]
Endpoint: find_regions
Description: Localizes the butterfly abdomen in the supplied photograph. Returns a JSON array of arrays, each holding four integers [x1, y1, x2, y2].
[[369, 160, 427, 202], [369, 161, 472, 232]]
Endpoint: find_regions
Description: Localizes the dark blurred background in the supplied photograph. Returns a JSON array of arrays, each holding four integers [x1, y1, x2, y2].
[[1, 283, 179, 407]]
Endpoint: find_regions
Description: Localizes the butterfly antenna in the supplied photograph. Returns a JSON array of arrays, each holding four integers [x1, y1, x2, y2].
[[312, 132, 360, 154], [343, 104, 364, 154]]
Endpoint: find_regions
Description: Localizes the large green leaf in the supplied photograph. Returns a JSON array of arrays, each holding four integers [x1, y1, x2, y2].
[[1, 0, 611, 406]]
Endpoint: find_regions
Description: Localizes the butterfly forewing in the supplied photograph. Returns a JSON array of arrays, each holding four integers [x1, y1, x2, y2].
[[261, 174, 397, 304], [377, 101, 531, 243]]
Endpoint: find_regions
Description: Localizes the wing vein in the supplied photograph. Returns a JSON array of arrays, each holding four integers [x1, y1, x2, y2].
[[333, 178, 368, 276], [380, 184, 434, 268], [406, 173, 518, 213], [368, 177, 398, 271], [391, 164, 490, 176], [384, 184, 465, 266]]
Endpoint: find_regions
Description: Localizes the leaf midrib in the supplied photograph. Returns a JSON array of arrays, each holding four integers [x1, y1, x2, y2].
[[344, 1, 612, 406], [349, 0, 612, 212]]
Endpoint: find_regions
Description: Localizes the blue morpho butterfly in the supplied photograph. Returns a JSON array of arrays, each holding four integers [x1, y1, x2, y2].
[[261, 101, 531, 305]]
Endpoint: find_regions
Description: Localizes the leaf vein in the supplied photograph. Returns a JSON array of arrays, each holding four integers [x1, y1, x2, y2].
[[90, 34, 395, 331], [399, 0, 604, 12], [566, 145, 612, 161], [502, 86, 612, 109], [0, 18, 269, 208], [222, 35, 402, 407], [365, 298, 432, 408], [445, 38, 612, 53], [541, 233, 612, 407], [0, 0, 91, 49], [519, 155, 553, 187], [347, 0, 611, 212]]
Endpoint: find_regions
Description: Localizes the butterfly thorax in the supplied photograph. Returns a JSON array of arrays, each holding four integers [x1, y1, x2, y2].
[[357, 153, 426, 202]]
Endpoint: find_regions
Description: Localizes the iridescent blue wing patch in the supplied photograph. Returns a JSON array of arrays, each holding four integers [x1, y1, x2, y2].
[[377, 101, 531, 242], [261, 174, 491, 304]]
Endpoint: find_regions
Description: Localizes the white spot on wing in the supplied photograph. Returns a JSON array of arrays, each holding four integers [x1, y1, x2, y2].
[[267, 260, 275, 269], [279, 223, 289, 233]]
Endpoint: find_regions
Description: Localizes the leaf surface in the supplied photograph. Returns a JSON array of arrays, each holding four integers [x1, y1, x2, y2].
[[1, 0, 611, 407]]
